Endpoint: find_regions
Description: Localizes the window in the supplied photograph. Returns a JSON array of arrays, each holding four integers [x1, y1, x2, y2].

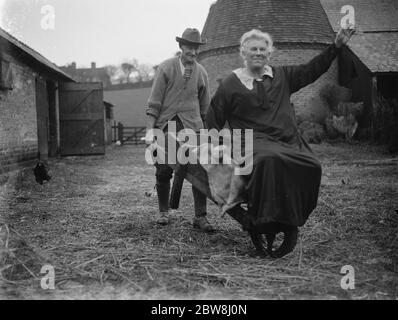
[[0, 59, 13, 90]]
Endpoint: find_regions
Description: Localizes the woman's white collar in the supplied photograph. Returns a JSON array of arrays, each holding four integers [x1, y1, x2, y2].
[[233, 67, 273, 90]]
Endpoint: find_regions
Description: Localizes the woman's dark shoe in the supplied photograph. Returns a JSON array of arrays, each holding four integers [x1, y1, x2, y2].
[[271, 227, 299, 258]]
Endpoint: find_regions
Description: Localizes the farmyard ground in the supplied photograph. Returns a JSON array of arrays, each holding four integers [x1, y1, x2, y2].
[[0, 143, 397, 299]]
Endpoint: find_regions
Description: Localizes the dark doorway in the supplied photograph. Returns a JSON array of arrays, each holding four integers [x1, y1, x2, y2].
[[377, 74, 398, 99], [47, 80, 58, 157], [35, 78, 50, 159]]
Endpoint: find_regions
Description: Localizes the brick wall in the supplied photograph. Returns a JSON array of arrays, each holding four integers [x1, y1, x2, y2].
[[0, 52, 38, 174], [199, 45, 339, 120]]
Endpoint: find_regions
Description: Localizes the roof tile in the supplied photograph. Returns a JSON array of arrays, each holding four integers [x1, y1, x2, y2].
[[200, 0, 335, 54], [321, 0, 398, 32], [348, 33, 398, 73], [321, 0, 398, 73]]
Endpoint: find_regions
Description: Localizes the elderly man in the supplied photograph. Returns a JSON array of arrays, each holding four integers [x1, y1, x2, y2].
[[145, 28, 214, 232], [206, 27, 355, 256]]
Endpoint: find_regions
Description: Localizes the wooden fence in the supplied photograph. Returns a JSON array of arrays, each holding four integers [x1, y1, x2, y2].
[[112, 122, 146, 145]]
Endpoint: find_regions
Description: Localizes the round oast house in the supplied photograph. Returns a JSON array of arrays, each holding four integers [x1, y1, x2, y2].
[[198, 0, 338, 118]]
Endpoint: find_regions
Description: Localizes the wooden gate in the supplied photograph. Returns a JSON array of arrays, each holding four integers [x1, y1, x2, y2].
[[111, 122, 146, 145], [59, 82, 105, 156]]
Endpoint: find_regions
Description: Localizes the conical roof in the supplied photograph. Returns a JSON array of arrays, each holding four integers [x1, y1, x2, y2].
[[200, 0, 334, 54]]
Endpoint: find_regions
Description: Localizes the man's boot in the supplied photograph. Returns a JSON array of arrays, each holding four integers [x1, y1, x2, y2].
[[192, 186, 215, 233], [156, 181, 170, 225]]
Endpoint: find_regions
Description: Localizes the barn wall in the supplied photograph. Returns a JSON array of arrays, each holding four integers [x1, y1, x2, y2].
[[199, 45, 339, 119], [0, 51, 38, 174]]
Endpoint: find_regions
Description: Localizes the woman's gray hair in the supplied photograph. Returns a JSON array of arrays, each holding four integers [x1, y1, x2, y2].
[[240, 29, 275, 58]]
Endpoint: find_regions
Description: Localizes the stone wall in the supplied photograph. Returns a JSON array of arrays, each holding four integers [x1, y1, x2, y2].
[[0, 52, 38, 175]]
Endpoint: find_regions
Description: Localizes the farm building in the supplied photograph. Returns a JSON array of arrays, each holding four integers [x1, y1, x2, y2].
[[199, 0, 398, 142], [321, 0, 398, 143], [60, 62, 112, 89], [0, 26, 74, 174], [0, 27, 114, 175], [199, 0, 337, 120], [104, 82, 153, 127]]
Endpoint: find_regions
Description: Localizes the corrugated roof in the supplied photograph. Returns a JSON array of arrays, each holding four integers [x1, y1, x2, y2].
[[0, 27, 74, 81], [321, 0, 398, 32], [200, 0, 335, 54], [321, 0, 398, 73]]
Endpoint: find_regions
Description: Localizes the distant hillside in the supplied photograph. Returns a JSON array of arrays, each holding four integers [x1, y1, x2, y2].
[[106, 80, 153, 91], [104, 87, 151, 127]]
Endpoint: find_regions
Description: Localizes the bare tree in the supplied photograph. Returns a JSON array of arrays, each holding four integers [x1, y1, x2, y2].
[[105, 65, 119, 82], [137, 64, 155, 82], [121, 59, 138, 83]]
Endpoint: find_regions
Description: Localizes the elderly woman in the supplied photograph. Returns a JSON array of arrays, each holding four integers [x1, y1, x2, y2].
[[206, 28, 354, 257]]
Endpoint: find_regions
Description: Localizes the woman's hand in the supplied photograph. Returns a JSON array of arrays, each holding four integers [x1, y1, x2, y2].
[[335, 24, 356, 48]]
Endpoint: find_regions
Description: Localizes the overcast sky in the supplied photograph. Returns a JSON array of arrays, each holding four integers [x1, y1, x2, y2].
[[0, 0, 215, 68]]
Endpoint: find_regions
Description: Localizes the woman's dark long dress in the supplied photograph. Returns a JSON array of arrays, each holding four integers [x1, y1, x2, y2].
[[206, 44, 340, 227]]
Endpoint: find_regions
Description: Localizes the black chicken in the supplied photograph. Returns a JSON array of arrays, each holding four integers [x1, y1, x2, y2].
[[33, 161, 51, 185]]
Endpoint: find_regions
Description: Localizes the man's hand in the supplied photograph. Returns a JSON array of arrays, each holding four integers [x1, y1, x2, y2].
[[335, 24, 356, 48], [144, 129, 155, 146], [145, 113, 157, 146]]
